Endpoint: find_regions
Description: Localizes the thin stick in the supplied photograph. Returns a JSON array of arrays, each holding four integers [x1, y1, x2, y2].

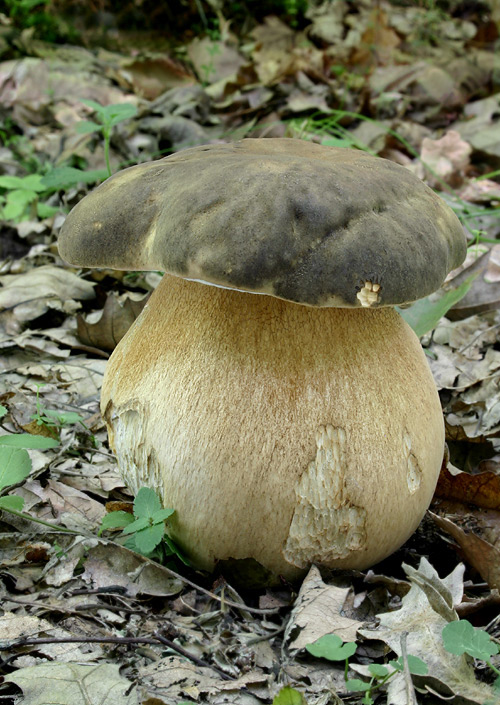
[[401, 632, 418, 705], [9, 634, 232, 681]]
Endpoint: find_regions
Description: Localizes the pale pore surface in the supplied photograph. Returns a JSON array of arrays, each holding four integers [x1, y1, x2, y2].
[[102, 274, 444, 580]]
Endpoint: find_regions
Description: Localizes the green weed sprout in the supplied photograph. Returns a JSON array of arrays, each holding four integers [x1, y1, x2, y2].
[[442, 620, 500, 700], [0, 404, 59, 513], [76, 100, 138, 177], [0, 174, 58, 222], [99, 486, 186, 562], [31, 384, 85, 432], [305, 633, 427, 704], [305, 620, 499, 704], [272, 686, 307, 704]]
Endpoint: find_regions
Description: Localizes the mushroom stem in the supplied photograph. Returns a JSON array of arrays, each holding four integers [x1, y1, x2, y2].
[[101, 273, 444, 580]]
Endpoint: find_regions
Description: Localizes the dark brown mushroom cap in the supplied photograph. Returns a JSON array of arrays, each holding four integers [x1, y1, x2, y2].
[[58, 138, 466, 307]]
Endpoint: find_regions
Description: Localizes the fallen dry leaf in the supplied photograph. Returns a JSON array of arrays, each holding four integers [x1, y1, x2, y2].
[[430, 508, 500, 589], [418, 130, 472, 188], [359, 558, 494, 704], [284, 565, 362, 652], [82, 543, 183, 597], [0, 265, 95, 321], [4, 662, 136, 705], [435, 465, 500, 510], [77, 291, 149, 352]]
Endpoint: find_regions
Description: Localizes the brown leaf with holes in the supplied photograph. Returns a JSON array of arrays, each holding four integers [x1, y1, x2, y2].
[[435, 465, 500, 510], [430, 511, 500, 589], [77, 292, 149, 352]]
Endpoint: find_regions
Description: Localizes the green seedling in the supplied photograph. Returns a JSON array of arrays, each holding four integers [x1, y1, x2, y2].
[[306, 632, 427, 704], [30, 384, 85, 432], [442, 620, 500, 699], [3, 0, 65, 43], [397, 274, 476, 338], [0, 174, 58, 222], [0, 406, 185, 566], [41, 166, 108, 192], [200, 41, 222, 85], [100, 486, 186, 563], [0, 404, 59, 513], [41, 100, 137, 190], [307, 621, 499, 704], [76, 100, 138, 177], [272, 686, 307, 704]]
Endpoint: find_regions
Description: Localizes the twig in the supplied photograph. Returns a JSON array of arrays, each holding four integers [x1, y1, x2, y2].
[[458, 323, 500, 354], [400, 632, 418, 705], [8, 633, 233, 681], [96, 539, 281, 616], [152, 631, 232, 680]]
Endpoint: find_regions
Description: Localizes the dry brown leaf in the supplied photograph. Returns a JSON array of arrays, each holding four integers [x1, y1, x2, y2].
[[0, 265, 95, 321], [77, 292, 149, 352], [187, 38, 245, 84], [459, 179, 500, 203], [435, 465, 500, 510], [117, 55, 194, 99], [431, 511, 500, 589], [25, 478, 106, 530], [418, 130, 471, 188], [350, 9, 400, 67], [284, 565, 362, 652], [82, 543, 183, 597]]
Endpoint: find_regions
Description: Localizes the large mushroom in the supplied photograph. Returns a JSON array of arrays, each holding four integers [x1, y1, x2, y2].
[[59, 138, 466, 582]]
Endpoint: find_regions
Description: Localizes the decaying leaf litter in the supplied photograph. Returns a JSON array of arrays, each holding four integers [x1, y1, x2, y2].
[[1, 1, 500, 703]]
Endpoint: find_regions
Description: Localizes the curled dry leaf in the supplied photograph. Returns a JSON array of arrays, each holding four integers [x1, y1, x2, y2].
[[435, 465, 500, 510], [140, 655, 267, 701], [430, 510, 500, 590], [115, 54, 195, 100], [77, 291, 150, 352], [4, 662, 136, 705], [0, 265, 95, 321]]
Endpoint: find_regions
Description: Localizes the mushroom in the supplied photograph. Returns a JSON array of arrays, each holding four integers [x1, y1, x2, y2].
[[58, 138, 466, 582]]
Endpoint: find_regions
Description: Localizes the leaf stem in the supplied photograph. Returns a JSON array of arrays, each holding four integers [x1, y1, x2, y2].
[[103, 126, 112, 176], [1, 505, 80, 533], [487, 661, 500, 677]]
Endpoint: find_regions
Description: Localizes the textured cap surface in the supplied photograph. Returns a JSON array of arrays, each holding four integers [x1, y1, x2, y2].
[[58, 138, 466, 307]]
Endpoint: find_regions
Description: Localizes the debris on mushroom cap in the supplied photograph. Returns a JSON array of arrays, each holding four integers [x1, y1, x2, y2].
[[58, 138, 467, 307]]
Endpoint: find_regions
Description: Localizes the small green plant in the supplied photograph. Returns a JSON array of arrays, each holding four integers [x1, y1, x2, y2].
[[306, 633, 427, 704], [0, 174, 58, 222], [200, 41, 222, 85], [0, 405, 59, 513], [442, 620, 500, 699], [272, 686, 307, 704], [396, 274, 476, 338], [41, 100, 137, 192], [75, 100, 138, 177], [0, 405, 185, 567], [100, 486, 187, 562], [30, 384, 85, 432], [1, 0, 67, 42], [306, 619, 500, 704]]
